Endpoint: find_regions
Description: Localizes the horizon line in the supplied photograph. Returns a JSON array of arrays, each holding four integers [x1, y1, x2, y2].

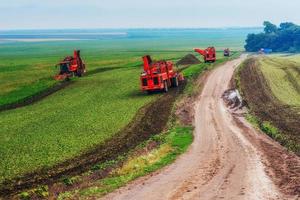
[[0, 26, 263, 31]]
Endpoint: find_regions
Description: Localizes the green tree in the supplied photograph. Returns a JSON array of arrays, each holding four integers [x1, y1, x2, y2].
[[263, 21, 277, 34], [245, 21, 300, 52], [279, 22, 296, 30]]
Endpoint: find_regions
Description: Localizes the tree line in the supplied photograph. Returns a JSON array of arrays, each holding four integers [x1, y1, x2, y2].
[[245, 21, 300, 52]]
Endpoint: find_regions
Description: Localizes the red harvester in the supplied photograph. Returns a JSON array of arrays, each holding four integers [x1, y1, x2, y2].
[[140, 55, 183, 93], [194, 47, 216, 63], [54, 50, 86, 80]]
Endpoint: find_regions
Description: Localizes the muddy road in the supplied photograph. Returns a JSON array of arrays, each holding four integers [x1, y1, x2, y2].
[[102, 55, 300, 200]]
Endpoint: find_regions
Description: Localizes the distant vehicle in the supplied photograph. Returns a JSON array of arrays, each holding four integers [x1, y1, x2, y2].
[[140, 55, 184, 93], [194, 47, 216, 62], [54, 50, 86, 80], [224, 48, 230, 57], [259, 48, 273, 54]]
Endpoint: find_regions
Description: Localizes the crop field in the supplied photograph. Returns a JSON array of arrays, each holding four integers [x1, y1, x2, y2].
[[0, 27, 247, 196], [0, 51, 181, 184], [0, 37, 235, 189], [259, 56, 300, 108]]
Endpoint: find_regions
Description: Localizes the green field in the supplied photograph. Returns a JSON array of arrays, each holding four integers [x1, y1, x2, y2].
[[0, 30, 247, 194], [0, 38, 235, 185], [0, 51, 177, 183], [259, 56, 300, 108]]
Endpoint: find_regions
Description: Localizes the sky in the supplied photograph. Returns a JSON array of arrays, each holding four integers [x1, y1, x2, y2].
[[1, 0, 300, 30]]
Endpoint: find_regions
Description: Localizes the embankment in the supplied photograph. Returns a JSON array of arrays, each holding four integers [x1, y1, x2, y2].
[[238, 57, 300, 154]]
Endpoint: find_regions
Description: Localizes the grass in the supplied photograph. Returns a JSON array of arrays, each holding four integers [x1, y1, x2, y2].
[[0, 56, 57, 106], [0, 38, 239, 186], [259, 56, 300, 108], [57, 127, 193, 200]]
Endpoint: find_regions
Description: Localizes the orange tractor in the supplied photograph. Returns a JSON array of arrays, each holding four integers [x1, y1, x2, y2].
[[194, 47, 216, 63], [54, 50, 86, 80], [140, 55, 183, 93]]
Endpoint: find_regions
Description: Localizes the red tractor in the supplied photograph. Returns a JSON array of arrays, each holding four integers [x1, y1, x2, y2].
[[140, 55, 183, 93], [194, 47, 216, 63], [54, 50, 86, 80]]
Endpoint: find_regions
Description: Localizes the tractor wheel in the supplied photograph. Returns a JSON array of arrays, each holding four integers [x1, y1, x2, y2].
[[171, 77, 179, 87], [163, 80, 168, 93], [173, 77, 179, 87], [76, 69, 82, 77]]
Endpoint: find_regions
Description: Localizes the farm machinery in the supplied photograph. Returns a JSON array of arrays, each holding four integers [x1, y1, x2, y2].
[[194, 47, 216, 62], [54, 50, 86, 80], [224, 48, 230, 57], [140, 55, 184, 93]]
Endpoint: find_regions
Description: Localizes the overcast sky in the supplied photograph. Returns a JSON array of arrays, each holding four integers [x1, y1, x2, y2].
[[1, 0, 299, 29]]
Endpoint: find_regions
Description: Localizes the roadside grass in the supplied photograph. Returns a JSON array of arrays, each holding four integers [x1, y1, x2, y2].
[[57, 127, 193, 200], [259, 56, 300, 108]]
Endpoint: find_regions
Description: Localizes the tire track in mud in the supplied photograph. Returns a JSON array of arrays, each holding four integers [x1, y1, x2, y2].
[[0, 81, 186, 198]]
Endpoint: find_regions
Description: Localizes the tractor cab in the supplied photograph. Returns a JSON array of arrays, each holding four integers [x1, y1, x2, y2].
[[58, 58, 72, 75]]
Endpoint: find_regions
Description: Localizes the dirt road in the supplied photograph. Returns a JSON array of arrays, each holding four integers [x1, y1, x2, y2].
[[102, 56, 300, 200]]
